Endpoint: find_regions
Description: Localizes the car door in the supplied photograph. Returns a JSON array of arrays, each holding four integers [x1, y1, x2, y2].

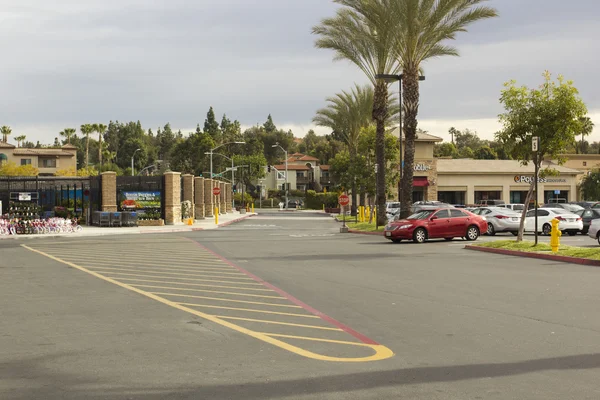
[[524, 209, 536, 231], [526, 209, 550, 232], [449, 209, 470, 236], [428, 209, 451, 238]]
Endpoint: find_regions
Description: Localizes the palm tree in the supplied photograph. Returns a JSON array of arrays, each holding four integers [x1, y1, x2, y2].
[[59, 128, 76, 145], [1, 125, 12, 143], [80, 124, 94, 167], [14, 135, 26, 147], [578, 116, 594, 154], [313, 0, 401, 225], [94, 123, 107, 166], [390, 0, 497, 217]]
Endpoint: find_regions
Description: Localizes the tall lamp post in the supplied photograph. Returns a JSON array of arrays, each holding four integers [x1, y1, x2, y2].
[[272, 143, 288, 210], [208, 141, 245, 181], [131, 148, 141, 176], [206, 152, 237, 208], [375, 74, 425, 202]]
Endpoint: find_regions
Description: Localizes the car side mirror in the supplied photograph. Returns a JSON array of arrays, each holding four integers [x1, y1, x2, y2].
[[430, 216, 438, 221]]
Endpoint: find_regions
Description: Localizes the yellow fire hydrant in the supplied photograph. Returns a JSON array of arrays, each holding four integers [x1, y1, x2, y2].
[[550, 218, 561, 254]]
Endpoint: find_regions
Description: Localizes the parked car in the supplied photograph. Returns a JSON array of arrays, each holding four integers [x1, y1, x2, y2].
[[386, 202, 401, 219], [411, 202, 453, 213], [541, 203, 584, 213], [574, 201, 599, 209], [384, 208, 487, 243], [574, 208, 600, 234], [524, 208, 583, 235], [479, 199, 505, 206], [470, 207, 521, 236], [587, 218, 600, 244], [498, 203, 525, 212]]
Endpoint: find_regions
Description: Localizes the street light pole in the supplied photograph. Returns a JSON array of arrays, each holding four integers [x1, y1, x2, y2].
[[208, 141, 245, 214], [131, 148, 141, 176], [272, 143, 288, 210], [206, 152, 237, 209], [375, 73, 425, 203]]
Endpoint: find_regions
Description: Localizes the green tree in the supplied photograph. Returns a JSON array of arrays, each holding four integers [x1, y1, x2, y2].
[[313, 0, 402, 225], [496, 71, 588, 241], [80, 124, 94, 167], [93, 123, 107, 166], [474, 146, 497, 160], [581, 170, 600, 200], [390, 0, 498, 218], [59, 128, 76, 145], [263, 114, 277, 134], [454, 129, 482, 152], [204, 106, 221, 143], [14, 135, 26, 148], [458, 146, 474, 159], [232, 153, 268, 188], [434, 142, 458, 158], [577, 117, 595, 154], [156, 123, 176, 162], [1, 125, 12, 143]]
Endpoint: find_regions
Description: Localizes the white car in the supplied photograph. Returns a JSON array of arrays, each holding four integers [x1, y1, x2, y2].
[[524, 208, 583, 236], [471, 207, 521, 236], [499, 203, 525, 212], [587, 218, 600, 244]]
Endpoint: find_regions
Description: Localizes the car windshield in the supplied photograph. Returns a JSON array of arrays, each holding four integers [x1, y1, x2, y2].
[[407, 210, 435, 220]]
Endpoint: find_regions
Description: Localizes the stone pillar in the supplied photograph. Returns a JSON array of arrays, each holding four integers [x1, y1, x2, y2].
[[101, 171, 117, 212], [164, 171, 182, 225], [224, 183, 232, 213], [219, 181, 226, 214], [194, 177, 205, 219], [204, 178, 214, 217], [182, 174, 194, 219]]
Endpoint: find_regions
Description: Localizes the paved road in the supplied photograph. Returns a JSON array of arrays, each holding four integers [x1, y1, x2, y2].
[[2, 211, 600, 399]]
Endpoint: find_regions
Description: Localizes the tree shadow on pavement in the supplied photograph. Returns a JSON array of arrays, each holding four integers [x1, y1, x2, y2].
[[4, 352, 600, 400]]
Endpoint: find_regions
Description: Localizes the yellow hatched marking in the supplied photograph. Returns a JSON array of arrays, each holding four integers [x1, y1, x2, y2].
[[23, 245, 394, 363], [176, 303, 318, 318], [58, 259, 240, 273], [91, 270, 268, 287], [259, 333, 371, 347], [127, 283, 287, 299], [149, 292, 301, 308], [80, 266, 254, 281], [215, 316, 343, 331], [57, 254, 229, 266]]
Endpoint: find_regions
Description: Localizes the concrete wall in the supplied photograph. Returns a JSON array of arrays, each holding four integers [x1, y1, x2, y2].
[[194, 177, 205, 219], [182, 174, 194, 219], [100, 171, 117, 212], [163, 172, 181, 225], [204, 179, 214, 217]]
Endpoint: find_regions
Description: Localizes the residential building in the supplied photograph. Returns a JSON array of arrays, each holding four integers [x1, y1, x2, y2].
[[263, 153, 334, 192], [0, 142, 78, 176]]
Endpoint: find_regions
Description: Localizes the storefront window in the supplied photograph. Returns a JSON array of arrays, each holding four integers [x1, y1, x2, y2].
[[544, 190, 568, 204], [474, 191, 501, 204], [510, 191, 529, 204], [438, 191, 465, 205], [412, 188, 424, 202]]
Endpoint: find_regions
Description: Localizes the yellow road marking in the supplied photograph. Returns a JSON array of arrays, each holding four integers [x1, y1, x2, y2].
[[176, 302, 319, 318], [80, 266, 255, 281], [23, 245, 394, 362], [214, 316, 343, 331], [122, 282, 286, 299], [259, 333, 372, 347], [90, 270, 270, 288], [148, 292, 301, 308]]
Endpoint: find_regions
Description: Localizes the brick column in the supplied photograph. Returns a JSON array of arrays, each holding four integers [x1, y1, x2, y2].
[[224, 183, 232, 213], [204, 178, 214, 217], [182, 174, 194, 219], [164, 171, 182, 225], [194, 177, 205, 219], [100, 171, 117, 212], [219, 181, 226, 214]]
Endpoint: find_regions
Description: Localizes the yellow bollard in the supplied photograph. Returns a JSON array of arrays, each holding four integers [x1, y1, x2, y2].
[[215, 207, 219, 225], [323, 204, 325, 212], [550, 218, 561, 253], [361, 206, 365, 222], [366, 207, 370, 220], [252, 203, 255, 213]]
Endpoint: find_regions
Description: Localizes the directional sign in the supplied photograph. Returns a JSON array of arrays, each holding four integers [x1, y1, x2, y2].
[[532, 136, 539, 152], [213, 187, 221, 196], [338, 194, 350, 207]]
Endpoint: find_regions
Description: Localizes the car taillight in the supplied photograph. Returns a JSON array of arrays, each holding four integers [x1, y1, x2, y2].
[[577, 217, 582, 221], [555, 216, 565, 221], [495, 215, 509, 219]]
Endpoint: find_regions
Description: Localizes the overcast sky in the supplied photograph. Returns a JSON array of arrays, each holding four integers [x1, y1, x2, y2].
[[1, 0, 598, 144]]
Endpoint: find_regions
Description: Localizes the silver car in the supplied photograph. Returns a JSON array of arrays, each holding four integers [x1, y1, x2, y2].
[[471, 207, 521, 236], [587, 218, 600, 245]]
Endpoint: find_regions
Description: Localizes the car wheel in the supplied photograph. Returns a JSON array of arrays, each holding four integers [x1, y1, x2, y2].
[[486, 223, 496, 236], [413, 228, 427, 243], [567, 231, 577, 236], [444, 238, 454, 241], [542, 224, 551, 236], [597, 233, 600, 246], [465, 225, 479, 241]]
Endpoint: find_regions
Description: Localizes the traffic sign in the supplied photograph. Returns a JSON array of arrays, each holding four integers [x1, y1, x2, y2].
[[338, 194, 350, 207], [532, 136, 539, 152], [213, 187, 221, 196]]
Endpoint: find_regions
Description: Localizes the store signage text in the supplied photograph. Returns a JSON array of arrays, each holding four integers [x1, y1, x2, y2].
[[514, 175, 567, 184], [414, 163, 431, 172]]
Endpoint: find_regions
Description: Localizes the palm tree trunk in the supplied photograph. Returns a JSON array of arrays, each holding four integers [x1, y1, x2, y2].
[[400, 72, 421, 219], [85, 134, 90, 167], [373, 81, 388, 226], [350, 149, 357, 216], [99, 134, 103, 167]]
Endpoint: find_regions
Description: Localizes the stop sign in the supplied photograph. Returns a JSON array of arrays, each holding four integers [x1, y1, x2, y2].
[[213, 187, 221, 196], [338, 194, 350, 206]]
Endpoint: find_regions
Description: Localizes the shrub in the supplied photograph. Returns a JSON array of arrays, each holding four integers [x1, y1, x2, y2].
[[234, 192, 253, 205], [305, 190, 339, 209]]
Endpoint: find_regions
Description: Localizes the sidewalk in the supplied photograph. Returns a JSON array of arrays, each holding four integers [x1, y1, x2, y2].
[[0, 211, 257, 240]]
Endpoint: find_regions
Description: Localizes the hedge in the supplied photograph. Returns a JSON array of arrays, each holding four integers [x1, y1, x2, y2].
[[305, 190, 339, 209]]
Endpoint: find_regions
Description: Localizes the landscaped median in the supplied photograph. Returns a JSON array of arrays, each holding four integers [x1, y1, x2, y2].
[[466, 240, 600, 266], [334, 215, 384, 235]]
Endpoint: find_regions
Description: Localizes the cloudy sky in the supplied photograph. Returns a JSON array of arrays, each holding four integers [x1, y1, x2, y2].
[[1, 0, 598, 144]]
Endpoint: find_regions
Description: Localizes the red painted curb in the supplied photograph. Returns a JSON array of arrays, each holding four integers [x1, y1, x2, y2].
[[217, 214, 255, 227], [348, 230, 383, 236], [465, 245, 600, 267]]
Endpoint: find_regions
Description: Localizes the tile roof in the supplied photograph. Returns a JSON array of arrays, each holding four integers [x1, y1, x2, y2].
[[319, 165, 330, 171], [390, 128, 444, 142], [437, 159, 582, 174], [273, 164, 311, 171], [12, 148, 75, 156], [0, 142, 16, 149]]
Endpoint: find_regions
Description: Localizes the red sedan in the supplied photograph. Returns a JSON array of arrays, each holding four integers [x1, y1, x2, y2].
[[384, 208, 488, 243]]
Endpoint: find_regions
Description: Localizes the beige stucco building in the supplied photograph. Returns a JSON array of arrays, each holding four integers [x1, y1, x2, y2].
[[0, 142, 78, 175], [265, 153, 333, 192]]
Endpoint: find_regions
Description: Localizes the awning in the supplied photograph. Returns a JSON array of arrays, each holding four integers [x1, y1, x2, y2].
[[413, 177, 429, 187]]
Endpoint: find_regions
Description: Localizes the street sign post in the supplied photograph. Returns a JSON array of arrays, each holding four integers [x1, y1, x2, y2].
[[339, 194, 350, 231], [213, 187, 221, 196]]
